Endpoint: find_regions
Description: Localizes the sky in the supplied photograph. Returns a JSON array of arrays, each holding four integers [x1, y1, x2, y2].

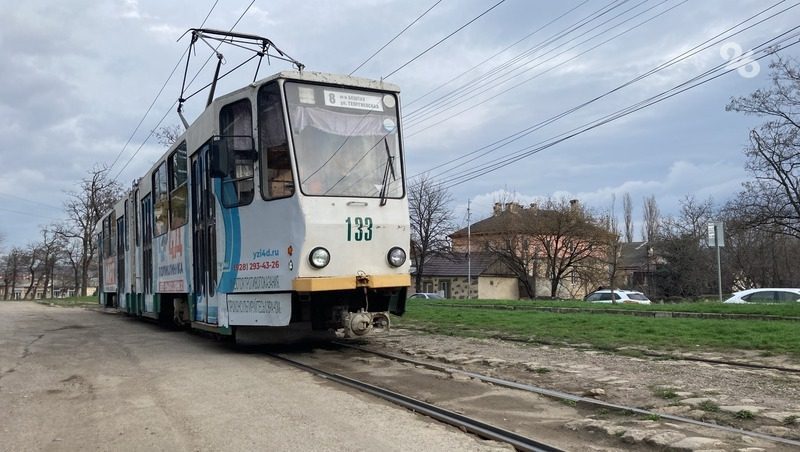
[[1, 0, 798, 248]]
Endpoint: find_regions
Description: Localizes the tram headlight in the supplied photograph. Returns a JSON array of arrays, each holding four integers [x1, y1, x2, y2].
[[309, 247, 330, 269], [387, 247, 406, 267]]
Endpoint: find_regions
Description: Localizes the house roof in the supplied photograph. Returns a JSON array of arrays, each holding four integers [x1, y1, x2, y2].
[[451, 202, 605, 239], [619, 241, 650, 269], [415, 252, 513, 277]]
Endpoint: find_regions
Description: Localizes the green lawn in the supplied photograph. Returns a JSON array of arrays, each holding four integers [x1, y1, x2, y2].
[[416, 298, 800, 317], [395, 302, 800, 355]]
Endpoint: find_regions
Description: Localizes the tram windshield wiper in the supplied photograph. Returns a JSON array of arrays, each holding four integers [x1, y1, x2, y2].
[[379, 137, 396, 207]]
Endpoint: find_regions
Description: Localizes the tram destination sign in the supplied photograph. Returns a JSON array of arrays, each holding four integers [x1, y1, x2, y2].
[[324, 90, 383, 112]]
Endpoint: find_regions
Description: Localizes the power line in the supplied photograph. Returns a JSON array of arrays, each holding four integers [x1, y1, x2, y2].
[[404, 0, 630, 118], [403, 0, 592, 108], [0, 207, 63, 221], [412, 0, 795, 180], [382, 0, 508, 79], [405, 0, 674, 132], [438, 29, 800, 189], [350, 0, 444, 76], [112, 0, 257, 184], [0, 192, 62, 210], [107, 0, 219, 173]]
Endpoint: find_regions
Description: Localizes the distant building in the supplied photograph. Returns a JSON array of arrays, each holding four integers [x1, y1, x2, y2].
[[412, 252, 519, 299], [445, 201, 608, 299]]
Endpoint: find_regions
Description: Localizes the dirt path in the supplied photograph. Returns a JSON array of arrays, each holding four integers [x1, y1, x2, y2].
[[0, 302, 510, 452]]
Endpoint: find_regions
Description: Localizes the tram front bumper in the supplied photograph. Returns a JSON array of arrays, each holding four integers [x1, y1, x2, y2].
[[292, 274, 410, 292]]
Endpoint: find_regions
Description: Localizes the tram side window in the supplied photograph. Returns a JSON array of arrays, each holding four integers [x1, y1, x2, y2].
[[258, 83, 294, 200], [169, 142, 188, 229], [153, 162, 169, 236], [102, 216, 113, 257], [219, 99, 255, 207]]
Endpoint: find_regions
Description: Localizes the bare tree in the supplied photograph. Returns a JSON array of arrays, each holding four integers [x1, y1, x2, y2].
[[653, 196, 718, 297], [605, 199, 623, 299], [726, 57, 800, 238], [484, 227, 540, 298], [1, 248, 23, 300], [623, 192, 634, 243], [155, 124, 182, 148], [483, 199, 611, 298], [641, 195, 660, 243], [408, 174, 455, 292], [56, 166, 122, 296]]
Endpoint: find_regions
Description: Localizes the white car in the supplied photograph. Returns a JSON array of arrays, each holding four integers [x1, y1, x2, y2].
[[584, 289, 651, 305], [723, 288, 800, 304], [408, 292, 445, 300]]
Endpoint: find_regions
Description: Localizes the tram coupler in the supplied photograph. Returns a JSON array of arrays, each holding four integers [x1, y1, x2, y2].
[[337, 310, 391, 338]]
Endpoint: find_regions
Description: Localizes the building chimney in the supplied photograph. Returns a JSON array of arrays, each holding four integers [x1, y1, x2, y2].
[[493, 203, 503, 216], [569, 199, 579, 210]]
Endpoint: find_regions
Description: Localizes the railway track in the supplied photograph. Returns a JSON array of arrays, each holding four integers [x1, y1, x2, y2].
[[332, 342, 800, 449], [267, 352, 563, 452]]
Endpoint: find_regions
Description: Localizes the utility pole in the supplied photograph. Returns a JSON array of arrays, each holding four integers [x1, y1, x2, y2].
[[467, 199, 472, 299], [708, 222, 725, 301]]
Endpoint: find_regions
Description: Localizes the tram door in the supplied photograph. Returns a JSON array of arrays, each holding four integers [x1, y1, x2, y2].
[[191, 145, 217, 323], [116, 215, 125, 309]]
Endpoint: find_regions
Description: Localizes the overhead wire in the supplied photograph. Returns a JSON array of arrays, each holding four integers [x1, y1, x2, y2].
[[412, 0, 795, 180], [404, 0, 631, 121], [437, 27, 800, 189], [349, 0, 444, 75], [403, 0, 592, 109], [404, 0, 676, 132], [107, 0, 219, 174], [382, 0, 508, 79], [112, 0, 257, 183], [303, 0, 512, 187]]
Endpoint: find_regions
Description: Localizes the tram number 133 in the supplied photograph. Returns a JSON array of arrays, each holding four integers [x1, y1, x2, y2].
[[345, 216, 373, 241]]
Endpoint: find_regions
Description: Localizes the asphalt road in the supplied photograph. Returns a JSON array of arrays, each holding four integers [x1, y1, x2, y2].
[[0, 302, 509, 452]]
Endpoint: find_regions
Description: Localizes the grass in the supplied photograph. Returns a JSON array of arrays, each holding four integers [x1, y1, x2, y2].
[[652, 387, 679, 400], [735, 410, 755, 420], [411, 298, 800, 317], [394, 303, 800, 356], [698, 400, 720, 412], [35, 296, 98, 307]]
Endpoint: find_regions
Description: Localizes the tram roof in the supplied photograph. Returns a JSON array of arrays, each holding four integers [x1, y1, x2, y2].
[[212, 71, 401, 106]]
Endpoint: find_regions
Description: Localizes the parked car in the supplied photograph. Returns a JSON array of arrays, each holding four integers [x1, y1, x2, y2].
[[408, 292, 445, 300], [584, 289, 651, 305], [723, 288, 800, 304]]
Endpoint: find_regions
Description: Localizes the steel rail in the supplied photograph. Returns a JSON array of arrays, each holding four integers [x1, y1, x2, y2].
[[337, 343, 800, 448], [267, 353, 563, 452]]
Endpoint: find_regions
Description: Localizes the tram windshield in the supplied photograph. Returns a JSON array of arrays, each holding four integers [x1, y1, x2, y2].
[[285, 82, 403, 199]]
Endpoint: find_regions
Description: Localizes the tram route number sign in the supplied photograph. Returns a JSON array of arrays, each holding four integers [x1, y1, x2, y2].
[[345, 216, 373, 242]]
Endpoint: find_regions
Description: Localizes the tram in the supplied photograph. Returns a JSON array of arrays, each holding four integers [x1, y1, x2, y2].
[[97, 66, 410, 342]]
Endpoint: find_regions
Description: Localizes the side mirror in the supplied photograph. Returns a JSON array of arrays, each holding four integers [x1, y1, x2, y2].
[[209, 139, 229, 178]]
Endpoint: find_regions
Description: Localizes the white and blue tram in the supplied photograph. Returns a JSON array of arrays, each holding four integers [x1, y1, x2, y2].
[[97, 71, 410, 341]]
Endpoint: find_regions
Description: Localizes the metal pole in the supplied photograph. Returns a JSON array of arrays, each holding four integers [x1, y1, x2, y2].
[[467, 199, 471, 299], [716, 226, 722, 301]]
